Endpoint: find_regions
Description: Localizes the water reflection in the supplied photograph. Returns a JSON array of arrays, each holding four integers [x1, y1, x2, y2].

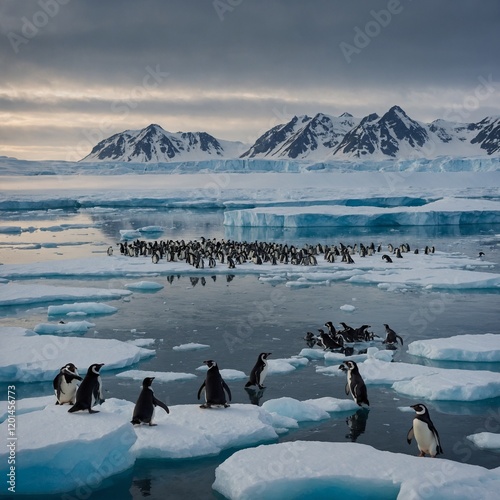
[[245, 387, 266, 406], [345, 408, 370, 442]]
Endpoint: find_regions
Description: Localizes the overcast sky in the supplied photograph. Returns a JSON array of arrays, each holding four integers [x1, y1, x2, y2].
[[1, 0, 499, 160]]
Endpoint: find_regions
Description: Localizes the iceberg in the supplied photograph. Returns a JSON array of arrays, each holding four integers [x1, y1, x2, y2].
[[466, 432, 500, 450], [173, 342, 210, 351], [212, 441, 500, 500], [33, 320, 95, 335], [47, 302, 118, 316]]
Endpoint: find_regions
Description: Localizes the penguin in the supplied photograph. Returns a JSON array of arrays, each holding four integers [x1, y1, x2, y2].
[[339, 360, 369, 407], [131, 377, 170, 426], [382, 254, 393, 263], [407, 403, 443, 457], [383, 324, 404, 345], [68, 363, 105, 414], [245, 352, 271, 390], [106, 246, 113, 256], [197, 360, 231, 409], [53, 363, 82, 405]]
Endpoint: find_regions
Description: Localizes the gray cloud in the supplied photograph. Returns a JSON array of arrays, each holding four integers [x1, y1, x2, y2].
[[1, 0, 499, 159]]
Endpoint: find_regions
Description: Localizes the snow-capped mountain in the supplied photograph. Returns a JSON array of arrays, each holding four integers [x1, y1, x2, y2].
[[81, 108, 500, 163], [81, 124, 246, 162], [241, 112, 360, 159]]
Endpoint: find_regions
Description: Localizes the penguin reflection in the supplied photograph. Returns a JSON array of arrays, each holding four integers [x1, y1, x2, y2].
[[132, 478, 152, 497], [345, 408, 370, 442], [244, 387, 266, 406]]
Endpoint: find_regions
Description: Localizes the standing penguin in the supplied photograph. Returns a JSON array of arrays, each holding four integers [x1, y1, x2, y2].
[[383, 324, 404, 345], [407, 403, 443, 457], [339, 360, 369, 407], [197, 360, 231, 409], [131, 377, 170, 426], [53, 363, 82, 405], [68, 363, 105, 414], [245, 352, 272, 390]]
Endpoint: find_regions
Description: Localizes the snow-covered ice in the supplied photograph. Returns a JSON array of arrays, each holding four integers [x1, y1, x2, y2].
[[116, 369, 197, 383], [33, 320, 95, 335], [466, 433, 500, 450], [124, 280, 164, 291], [173, 342, 210, 351], [408, 333, 500, 362], [212, 441, 500, 500], [47, 302, 118, 316], [0, 282, 131, 306], [0, 327, 155, 382]]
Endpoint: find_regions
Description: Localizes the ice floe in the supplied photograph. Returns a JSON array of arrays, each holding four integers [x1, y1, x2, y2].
[[116, 369, 197, 383], [47, 302, 118, 316], [173, 342, 210, 351], [124, 280, 164, 291], [33, 320, 95, 335], [466, 432, 500, 450], [0, 282, 131, 306], [0, 327, 155, 382], [212, 441, 500, 500], [408, 333, 500, 362]]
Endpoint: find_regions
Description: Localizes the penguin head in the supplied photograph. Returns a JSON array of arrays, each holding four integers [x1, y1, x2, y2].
[[142, 377, 155, 388], [203, 360, 217, 370], [410, 403, 428, 416], [260, 352, 272, 360], [338, 363, 347, 372], [344, 361, 359, 373], [62, 363, 79, 375], [88, 363, 105, 375]]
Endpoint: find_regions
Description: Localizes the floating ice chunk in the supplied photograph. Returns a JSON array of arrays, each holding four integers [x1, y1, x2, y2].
[[127, 338, 155, 347], [408, 333, 500, 362], [173, 342, 210, 351], [33, 320, 95, 335], [0, 283, 131, 307], [266, 357, 308, 375], [466, 432, 500, 450], [125, 280, 164, 291], [120, 229, 142, 240], [47, 302, 118, 316], [212, 441, 500, 500], [0, 328, 155, 382], [116, 369, 196, 383], [0, 400, 137, 495], [303, 396, 358, 413], [392, 368, 500, 401], [218, 369, 247, 380], [299, 348, 327, 360], [138, 225, 164, 233], [261, 397, 330, 422], [0, 225, 22, 234], [340, 304, 356, 311]]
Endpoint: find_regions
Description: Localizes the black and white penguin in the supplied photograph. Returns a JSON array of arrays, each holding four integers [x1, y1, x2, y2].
[[106, 246, 113, 256], [68, 363, 105, 414], [382, 254, 393, 263], [407, 403, 443, 457], [382, 324, 404, 345], [245, 352, 271, 390], [197, 360, 232, 409], [339, 360, 369, 407], [53, 363, 82, 405], [131, 377, 170, 426]]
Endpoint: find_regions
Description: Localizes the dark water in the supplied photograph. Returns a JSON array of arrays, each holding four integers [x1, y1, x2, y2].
[[1, 208, 500, 499]]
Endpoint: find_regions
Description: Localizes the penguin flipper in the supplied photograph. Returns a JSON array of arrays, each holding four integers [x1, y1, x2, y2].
[[52, 375, 59, 391], [430, 425, 443, 454], [244, 380, 254, 388], [68, 402, 85, 413], [222, 380, 232, 402], [153, 396, 170, 414], [197, 382, 206, 400], [406, 426, 414, 444], [397, 335, 404, 346]]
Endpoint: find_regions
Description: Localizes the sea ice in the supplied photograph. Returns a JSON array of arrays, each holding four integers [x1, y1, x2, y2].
[[212, 441, 500, 500], [408, 333, 500, 362], [124, 280, 164, 291], [0, 327, 155, 382], [116, 369, 197, 383], [466, 432, 500, 450], [47, 302, 118, 316], [173, 342, 210, 351], [0, 283, 131, 306], [33, 320, 95, 335]]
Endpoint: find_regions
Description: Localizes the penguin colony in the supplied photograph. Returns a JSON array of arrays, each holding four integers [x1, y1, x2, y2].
[[57, 322, 440, 457], [113, 237, 435, 268], [56, 237, 442, 457]]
